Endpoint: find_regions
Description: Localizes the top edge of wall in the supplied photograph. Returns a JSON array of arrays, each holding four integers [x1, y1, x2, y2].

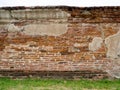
[[0, 6, 120, 10]]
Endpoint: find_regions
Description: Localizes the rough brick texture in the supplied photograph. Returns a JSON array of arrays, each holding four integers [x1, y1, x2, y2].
[[0, 6, 120, 79]]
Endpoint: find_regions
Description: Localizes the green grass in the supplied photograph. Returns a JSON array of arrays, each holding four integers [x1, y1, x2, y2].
[[0, 77, 120, 90]]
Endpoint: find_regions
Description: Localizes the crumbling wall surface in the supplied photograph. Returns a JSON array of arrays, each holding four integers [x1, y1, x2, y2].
[[0, 6, 120, 79]]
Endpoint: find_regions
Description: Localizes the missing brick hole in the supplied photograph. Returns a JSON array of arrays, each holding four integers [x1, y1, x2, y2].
[[10, 67, 14, 69], [118, 55, 120, 57], [60, 50, 74, 55], [40, 49, 47, 52], [29, 44, 37, 47]]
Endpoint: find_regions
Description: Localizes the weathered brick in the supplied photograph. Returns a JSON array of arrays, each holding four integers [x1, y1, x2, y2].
[[0, 6, 120, 79]]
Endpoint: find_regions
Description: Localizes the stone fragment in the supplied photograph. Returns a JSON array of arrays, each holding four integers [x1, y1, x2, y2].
[[68, 46, 80, 53], [74, 43, 81, 47]]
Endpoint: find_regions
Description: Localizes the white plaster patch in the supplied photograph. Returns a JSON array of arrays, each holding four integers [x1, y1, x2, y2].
[[6, 24, 21, 32], [105, 31, 120, 59], [89, 37, 103, 51], [105, 58, 120, 79], [23, 23, 68, 36], [11, 9, 70, 19], [0, 10, 10, 19]]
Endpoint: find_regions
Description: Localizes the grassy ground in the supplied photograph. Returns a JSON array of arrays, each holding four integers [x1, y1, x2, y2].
[[0, 78, 119, 90]]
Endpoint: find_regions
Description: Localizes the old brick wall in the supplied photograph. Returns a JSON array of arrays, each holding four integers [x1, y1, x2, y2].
[[0, 6, 120, 79]]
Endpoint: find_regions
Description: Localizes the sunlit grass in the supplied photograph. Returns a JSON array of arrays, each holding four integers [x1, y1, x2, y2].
[[0, 77, 119, 90]]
